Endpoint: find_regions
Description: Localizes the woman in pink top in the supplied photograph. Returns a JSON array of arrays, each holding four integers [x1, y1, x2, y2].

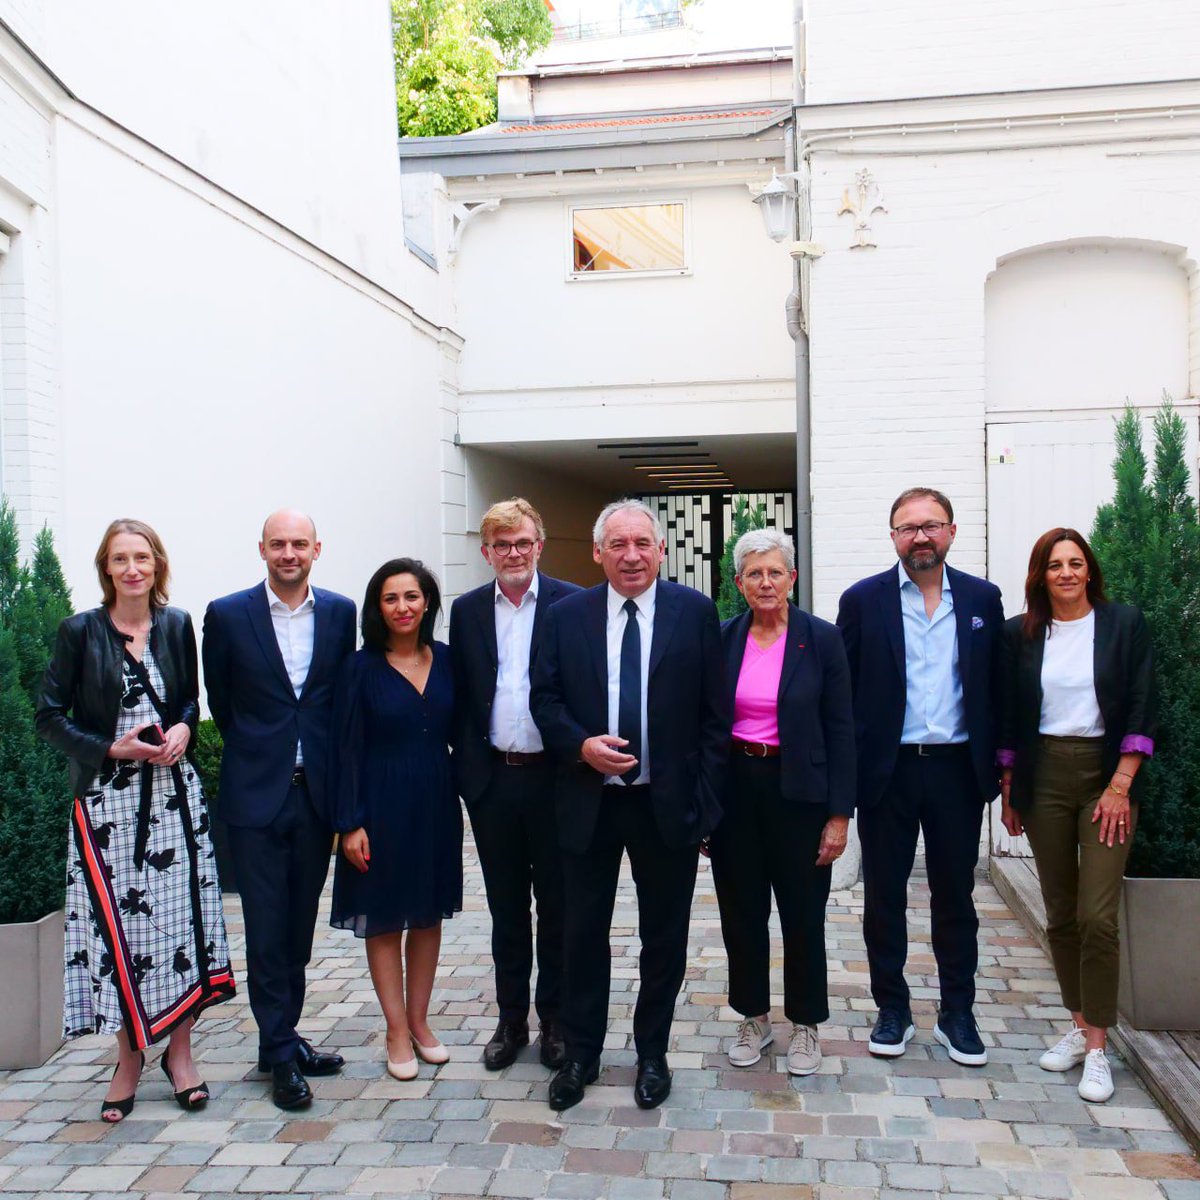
[[708, 529, 856, 1076]]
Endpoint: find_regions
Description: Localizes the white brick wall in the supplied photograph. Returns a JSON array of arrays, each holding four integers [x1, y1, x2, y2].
[[806, 0, 1200, 104]]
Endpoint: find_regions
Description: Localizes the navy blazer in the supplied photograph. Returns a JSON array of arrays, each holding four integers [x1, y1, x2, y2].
[[722, 605, 856, 817], [836, 564, 1004, 809], [202, 583, 357, 829], [449, 572, 582, 808], [998, 602, 1157, 813], [530, 579, 729, 853]]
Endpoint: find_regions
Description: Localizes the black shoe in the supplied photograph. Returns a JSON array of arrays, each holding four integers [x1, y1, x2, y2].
[[161, 1049, 209, 1111], [634, 1055, 672, 1110], [548, 1059, 599, 1112], [484, 1020, 530, 1071], [99, 1051, 145, 1123], [538, 1020, 566, 1070], [934, 1007, 987, 1066], [258, 1039, 344, 1076], [868, 1007, 915, 1058], [271, 1061, 313, 1110]]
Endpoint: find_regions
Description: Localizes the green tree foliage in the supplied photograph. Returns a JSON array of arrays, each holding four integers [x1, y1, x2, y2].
[[393, 0, 553, 137], [716, 498, 766, 620], [1091, 398, 1200, 879], [0, 505, 73, 923]]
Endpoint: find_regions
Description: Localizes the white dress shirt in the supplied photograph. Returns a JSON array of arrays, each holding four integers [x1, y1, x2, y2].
[[604, 581, 655, 787], [1039, 610, 1105, 737], [489, 571, 543, 753], [265, 580, 315, 765]]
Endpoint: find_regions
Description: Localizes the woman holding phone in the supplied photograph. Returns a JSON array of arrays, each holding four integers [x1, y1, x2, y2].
[[36, 519, 234, 1123]]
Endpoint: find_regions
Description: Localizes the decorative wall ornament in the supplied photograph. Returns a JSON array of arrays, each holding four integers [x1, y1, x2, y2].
[[837, 170, 887, 249]]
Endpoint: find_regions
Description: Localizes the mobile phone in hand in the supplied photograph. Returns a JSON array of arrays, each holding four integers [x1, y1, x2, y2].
[[137, 724, 165, 747]]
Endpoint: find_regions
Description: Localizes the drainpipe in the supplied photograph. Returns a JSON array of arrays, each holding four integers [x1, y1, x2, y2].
[[789, 0, 812, 610]]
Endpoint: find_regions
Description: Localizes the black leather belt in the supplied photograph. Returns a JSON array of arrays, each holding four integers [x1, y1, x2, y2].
[[290, 767, 306, 786], [899, 743, 968, 758], [732, 738, 781, 758], [491, 748, 548, 766]]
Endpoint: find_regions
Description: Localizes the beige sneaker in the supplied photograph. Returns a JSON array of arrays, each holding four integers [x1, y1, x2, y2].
[[728, 1016, 773, 1067], [786, 1023, 821, 1076], [1078, 1049, 1114, 1103]]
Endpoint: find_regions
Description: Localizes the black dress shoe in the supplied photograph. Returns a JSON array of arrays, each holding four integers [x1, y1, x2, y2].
[[634, 1055, 672, 1110], [483, 1021, 529, 1071], [258, 1040, 345, 1076], [538, 1020, 566, 1070], [548, 1059, 599, 1112], [271, 1061, 313, 1110]]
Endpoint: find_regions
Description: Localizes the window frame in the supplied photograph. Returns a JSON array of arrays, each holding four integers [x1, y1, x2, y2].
[[565, 196, 691, 282]]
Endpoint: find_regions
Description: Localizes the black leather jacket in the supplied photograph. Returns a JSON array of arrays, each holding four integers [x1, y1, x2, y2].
[[35, 606, 200, 797]]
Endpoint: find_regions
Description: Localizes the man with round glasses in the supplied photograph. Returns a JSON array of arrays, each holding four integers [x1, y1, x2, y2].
[[837, 487, 1003, 1068], [450, 498, 581, 1071]]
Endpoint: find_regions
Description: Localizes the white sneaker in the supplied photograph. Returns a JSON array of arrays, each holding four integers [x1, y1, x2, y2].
[[1039, 1026, 1088, 1072], [786, 1023, 821, 1076], [728, 1016, 773, 1067], [1078, 1049, 1114, 1103]]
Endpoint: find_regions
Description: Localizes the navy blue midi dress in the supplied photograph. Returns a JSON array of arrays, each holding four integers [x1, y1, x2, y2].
[[328, 644, 462, 937]]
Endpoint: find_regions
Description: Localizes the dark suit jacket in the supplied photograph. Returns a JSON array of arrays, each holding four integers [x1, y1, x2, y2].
[[722, 605, 856, 817], [998, 602, 1157, 812], [530, 579, 729, 853], [36, 605, 200, 798], [449, 572, 582, 808], [836, 563, 1004, 809], [202, 583, 356, 829]]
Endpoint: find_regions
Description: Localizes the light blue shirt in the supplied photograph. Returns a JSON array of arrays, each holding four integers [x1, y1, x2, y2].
[[898, 561, 967, 745]]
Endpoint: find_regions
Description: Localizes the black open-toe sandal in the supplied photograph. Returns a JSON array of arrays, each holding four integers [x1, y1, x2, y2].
[[161, 1049, 210, 1111], [100, 1050, 145, 1123]]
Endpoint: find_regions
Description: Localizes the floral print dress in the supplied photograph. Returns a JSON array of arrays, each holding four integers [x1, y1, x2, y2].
[[62, 645, 234, 1047]]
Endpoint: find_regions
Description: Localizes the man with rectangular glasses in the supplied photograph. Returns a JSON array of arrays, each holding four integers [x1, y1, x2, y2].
[[837, 487, 1003, 1067], [450, 499, 581, 1071]]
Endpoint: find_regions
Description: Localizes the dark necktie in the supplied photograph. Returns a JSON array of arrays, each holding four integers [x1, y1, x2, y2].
[[618, 597, 642, 784]]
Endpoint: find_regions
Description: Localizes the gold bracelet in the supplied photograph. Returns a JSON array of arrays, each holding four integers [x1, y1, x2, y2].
[[1108, 781, 1128, 797]]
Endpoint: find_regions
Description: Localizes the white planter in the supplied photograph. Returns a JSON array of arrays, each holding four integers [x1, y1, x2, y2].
[[1119, 877, 1200, 1031], [0, 909, 64, 1069]]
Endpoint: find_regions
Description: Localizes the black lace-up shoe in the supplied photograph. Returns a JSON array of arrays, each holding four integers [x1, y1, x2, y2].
[[868, 1007, 915, 1057], [934, 1007, 987, 1066]]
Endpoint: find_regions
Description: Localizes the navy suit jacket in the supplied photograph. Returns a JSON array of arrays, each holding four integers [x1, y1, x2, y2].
[[449, 572, 582, 808], [530, 579, 729, 854], [722, 605, 856, 817], [836, 564, 1004, 810], [202, 583, 357, 829]]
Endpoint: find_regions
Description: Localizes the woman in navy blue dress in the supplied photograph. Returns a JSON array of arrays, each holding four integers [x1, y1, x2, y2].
[[329, 558, 462, 1079]]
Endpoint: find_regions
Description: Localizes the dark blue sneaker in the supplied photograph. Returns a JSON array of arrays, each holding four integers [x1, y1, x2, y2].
[[868, 1007, 915, 1057], [934, 1008, 987, 1066]]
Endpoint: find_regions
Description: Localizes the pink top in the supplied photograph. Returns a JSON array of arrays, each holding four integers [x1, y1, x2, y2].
[[732, 631, 786, 745]]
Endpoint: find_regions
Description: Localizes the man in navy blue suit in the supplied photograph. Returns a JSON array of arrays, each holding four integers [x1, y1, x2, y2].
[[836, 488, 1003, 1067], [449, 498, 580, 1072], [531, 499, 727, 1112], [203, 510, 356, 1109]]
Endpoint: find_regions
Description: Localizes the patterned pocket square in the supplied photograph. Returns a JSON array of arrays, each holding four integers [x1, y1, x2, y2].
[[971, 616, 985, 630]]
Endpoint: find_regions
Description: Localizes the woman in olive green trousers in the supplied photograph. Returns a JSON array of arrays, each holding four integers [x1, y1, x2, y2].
[[997, 527, 1156, 1105]]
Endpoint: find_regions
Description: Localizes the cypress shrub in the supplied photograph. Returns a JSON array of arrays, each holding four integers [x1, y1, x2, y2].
[[716, 498, 766, 620], [0, 500, 73, 923], [1091, 399, 1200, 879]]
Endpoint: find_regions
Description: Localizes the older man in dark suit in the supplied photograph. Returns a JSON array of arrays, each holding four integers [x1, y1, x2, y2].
[[203, 510, 356, 1110], [450, 498, 580, 1071], [531, 499, 728, 1112], [837, 487, 1003, 1067]]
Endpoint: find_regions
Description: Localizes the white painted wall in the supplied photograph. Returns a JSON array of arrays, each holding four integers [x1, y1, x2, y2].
[[986, 244, 1190, 412], [52, 118, 454, 640], [453, 184, 796, 441], [805, 0, 1200, 103], [806, 136, 1200, 619]]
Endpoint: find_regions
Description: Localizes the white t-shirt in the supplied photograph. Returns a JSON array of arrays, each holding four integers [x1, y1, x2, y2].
[[1039, 609, 1105, 737]]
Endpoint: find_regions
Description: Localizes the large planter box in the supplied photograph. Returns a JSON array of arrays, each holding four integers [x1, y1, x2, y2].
[[1119, 877, 1200, 1031], [0, 909, 64, 1069]]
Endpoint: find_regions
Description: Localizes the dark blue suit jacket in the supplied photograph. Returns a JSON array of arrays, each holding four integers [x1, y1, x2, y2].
[[836, 564, 1003, 810], [449, 572, 582, 809], [202, 583, 357, 828], [530, 579, 729, 854], [722, 604, 856, 817]]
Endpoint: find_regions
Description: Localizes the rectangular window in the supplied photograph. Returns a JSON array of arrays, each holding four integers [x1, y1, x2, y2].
[[570, 203, 686, 277]]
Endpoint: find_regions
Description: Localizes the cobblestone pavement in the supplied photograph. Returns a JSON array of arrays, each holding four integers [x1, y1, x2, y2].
[[3, 832, 1199, 1200]]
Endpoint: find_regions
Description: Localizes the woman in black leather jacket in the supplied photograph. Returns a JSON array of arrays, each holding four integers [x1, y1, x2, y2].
[[36, 519, 234, 1122]]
